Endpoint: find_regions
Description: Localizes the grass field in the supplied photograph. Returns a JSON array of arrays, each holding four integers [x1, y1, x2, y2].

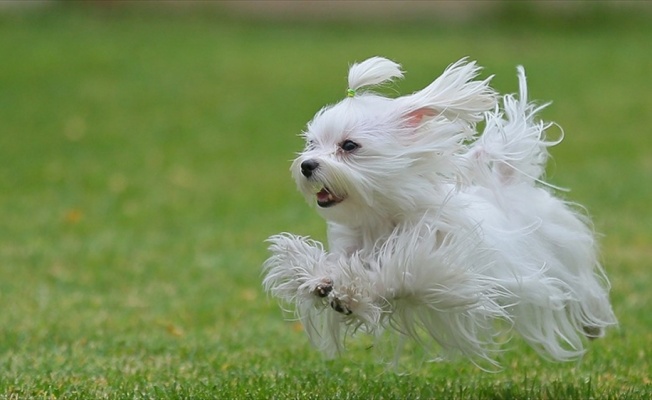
[[0, 3, 650, 399]]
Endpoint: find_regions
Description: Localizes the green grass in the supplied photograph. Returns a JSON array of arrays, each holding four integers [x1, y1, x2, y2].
[[0, 4, 651, 399]]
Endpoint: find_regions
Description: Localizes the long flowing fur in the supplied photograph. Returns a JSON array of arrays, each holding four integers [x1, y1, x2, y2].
[[263, 57, 617, 366]]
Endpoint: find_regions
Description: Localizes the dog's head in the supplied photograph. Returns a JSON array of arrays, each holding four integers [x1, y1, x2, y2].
[[292, 57, 496, 225]]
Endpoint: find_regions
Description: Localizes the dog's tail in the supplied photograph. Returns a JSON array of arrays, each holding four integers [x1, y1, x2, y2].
[[468, 67, 562, 188]]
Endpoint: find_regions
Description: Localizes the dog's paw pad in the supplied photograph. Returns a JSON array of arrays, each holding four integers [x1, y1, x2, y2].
[[330, 297, 352, 315], [313, 279, 333, 298]]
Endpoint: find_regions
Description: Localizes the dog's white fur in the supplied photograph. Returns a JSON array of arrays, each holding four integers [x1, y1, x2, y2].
[[263, 57, 616, 366]]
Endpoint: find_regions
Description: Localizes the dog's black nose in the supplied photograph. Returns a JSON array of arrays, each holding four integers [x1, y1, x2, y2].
[[300, 160, 319, 178]]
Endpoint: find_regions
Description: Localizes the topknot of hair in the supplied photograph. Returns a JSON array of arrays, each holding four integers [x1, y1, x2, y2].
[[347, 57, 404, 94]]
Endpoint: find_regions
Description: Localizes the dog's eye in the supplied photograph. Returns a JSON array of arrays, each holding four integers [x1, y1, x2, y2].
[[340, 140, 359, 152]]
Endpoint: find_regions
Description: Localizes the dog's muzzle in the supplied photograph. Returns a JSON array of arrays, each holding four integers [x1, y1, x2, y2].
[[299, 159, 345, 207]]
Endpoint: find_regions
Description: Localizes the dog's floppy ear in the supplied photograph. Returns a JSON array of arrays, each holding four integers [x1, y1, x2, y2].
[[398, 58, 496, 127], [404, 108, 440, 127]]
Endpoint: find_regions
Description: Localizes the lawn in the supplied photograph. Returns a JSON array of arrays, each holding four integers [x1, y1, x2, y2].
[[0, 3, 650, 399]]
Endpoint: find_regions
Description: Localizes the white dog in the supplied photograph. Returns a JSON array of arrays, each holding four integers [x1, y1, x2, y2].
[[263, 57, 616, 366]]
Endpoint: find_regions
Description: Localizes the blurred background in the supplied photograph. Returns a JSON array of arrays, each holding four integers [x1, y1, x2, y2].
[[0, 0, 650, 396]]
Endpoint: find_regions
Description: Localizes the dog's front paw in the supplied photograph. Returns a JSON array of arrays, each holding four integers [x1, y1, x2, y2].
[[263, 234, 330, 303], [313, 278, 333, 298], [329, 296, 352, 315], [265, 234, 326, 270]]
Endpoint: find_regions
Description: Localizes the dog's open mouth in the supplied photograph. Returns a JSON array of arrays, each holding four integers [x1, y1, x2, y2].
[[316, 187, 344, 208]]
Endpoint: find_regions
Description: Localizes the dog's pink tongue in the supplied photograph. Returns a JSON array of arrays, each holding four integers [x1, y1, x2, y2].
[[316, 189, 330, 203]]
